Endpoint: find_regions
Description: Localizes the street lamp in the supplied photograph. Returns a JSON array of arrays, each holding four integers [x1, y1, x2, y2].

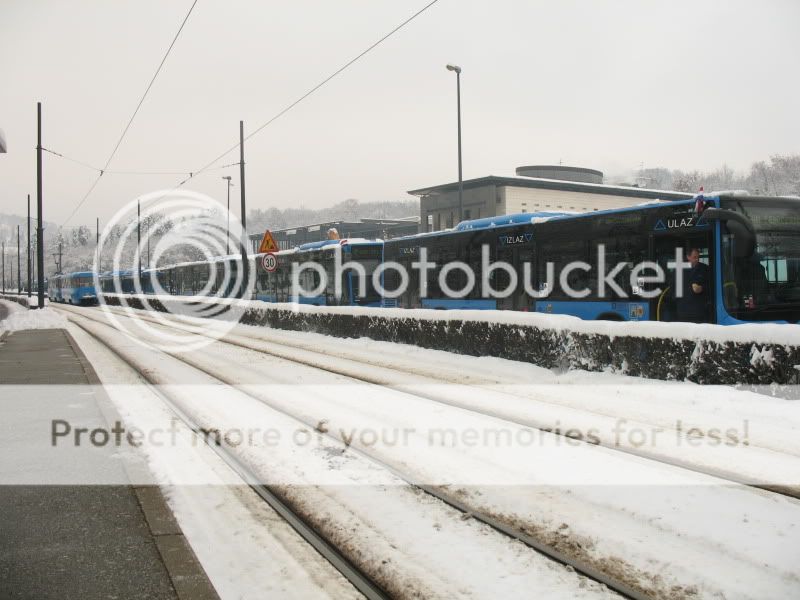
[[446, 63, 463, 224], [222, 175, 233, 255]]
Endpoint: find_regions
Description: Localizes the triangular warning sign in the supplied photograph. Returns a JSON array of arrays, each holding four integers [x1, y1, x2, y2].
[[654, 219, 666, 231], [258, 230, 278, 253]]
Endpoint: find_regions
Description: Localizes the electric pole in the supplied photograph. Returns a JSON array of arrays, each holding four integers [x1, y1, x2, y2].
[[36, 102, 44, 308], [27, 194, 31, 297], [96, 217, 100, 272], [17, 225, 21, 293], [137, 200, 141, 280], [239, 121, 248, 291], [2, 242, 5, 295], [222, 175, 233, 255]]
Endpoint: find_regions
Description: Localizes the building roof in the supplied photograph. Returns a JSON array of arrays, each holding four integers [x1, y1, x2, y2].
[[408, 175, 693, 201], [516, 165, 604, 176]]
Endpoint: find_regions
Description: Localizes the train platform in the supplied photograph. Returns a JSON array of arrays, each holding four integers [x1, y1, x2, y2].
[[0, 321, 218, 600]]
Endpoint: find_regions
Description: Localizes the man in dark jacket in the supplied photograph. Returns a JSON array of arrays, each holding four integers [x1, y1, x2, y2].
[[675, 247, 710, 323]]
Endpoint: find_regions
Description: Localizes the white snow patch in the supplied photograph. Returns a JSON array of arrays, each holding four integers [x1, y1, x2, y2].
[[0, 305, 66, 332]]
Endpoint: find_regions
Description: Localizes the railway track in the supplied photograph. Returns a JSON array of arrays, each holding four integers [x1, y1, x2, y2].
[[75, 303, 800, 500], [64, 311, 391, 600], [60, 305, 652, 600]]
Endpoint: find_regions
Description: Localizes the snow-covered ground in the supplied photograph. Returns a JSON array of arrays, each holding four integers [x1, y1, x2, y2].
[[67, 324, 364, 600], [92, 303, 800, 486], [64, 309, 618, 600], [0, 300, 64, 332], [54, 304, 800, 600]]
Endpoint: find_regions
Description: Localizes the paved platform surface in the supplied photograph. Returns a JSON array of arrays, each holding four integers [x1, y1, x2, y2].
[[0, 326, 217, 600]]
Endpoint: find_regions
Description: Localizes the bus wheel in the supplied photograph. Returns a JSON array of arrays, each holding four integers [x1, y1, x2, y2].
[[596, 312, 623, 321]]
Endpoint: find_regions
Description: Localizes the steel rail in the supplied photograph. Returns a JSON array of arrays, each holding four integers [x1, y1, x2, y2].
[[61, 306, 653, 600], [85, 302, 800, 501], [64, 312, 391, 600]]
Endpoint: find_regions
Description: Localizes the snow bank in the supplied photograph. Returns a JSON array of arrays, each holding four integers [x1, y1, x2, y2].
[[0, 293, 48, 309], [101, 294, 800, 385], [0, 306, 67, 332]]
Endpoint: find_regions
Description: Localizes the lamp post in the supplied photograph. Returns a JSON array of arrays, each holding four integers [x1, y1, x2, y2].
[[222, 175, 233, 255], [446, 63, 463, 224]]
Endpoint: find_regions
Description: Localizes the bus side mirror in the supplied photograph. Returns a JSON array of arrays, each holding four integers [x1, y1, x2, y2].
[[701, 208, 756, 258]]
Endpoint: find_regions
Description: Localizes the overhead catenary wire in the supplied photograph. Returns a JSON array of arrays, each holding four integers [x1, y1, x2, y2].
[[176, 0, 441, 188], [43, 146, 238, 176], [59, 0, 439, 223], [62, 0, 199, 226]]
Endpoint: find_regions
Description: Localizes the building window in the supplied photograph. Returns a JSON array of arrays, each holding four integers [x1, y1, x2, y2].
[[435, 213, 441, 231], [427, 214, 433, 232], [464, 209, 471, 220]]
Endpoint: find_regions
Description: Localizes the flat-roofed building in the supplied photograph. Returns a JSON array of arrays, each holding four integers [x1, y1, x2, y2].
[[410, 165, 692, 232]]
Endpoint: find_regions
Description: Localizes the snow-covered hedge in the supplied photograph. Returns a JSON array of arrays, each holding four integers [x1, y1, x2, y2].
[[0, 293, 42, 310], [102, 294, 800, 385]]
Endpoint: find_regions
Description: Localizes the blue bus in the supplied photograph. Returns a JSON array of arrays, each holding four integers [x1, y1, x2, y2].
[[383, 194, 800, 324], [254, 239, 384, 306]]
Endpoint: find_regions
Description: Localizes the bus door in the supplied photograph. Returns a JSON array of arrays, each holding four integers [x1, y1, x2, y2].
[[495, 243, 532, 311], [650, 231, 713, 322]]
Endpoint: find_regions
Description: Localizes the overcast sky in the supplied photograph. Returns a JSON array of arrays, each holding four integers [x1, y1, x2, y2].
[[1, 0, 798, 226]]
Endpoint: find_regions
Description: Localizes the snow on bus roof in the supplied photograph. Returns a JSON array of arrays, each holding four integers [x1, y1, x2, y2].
[[294, 238, 382, 251], [252, 238, 382, 258], [147, 238, 383, 271], [455, 211, 575, 231]]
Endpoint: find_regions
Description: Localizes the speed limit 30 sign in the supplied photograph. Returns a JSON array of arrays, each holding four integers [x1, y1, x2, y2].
[[261, 253, 278, 272]]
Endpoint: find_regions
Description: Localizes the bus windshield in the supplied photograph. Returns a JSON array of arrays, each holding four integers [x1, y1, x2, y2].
[[720, 199, 800, 323]]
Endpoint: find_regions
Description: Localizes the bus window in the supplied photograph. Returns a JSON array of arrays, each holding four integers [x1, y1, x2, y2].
[[539, 238, 588, 299], [593, 235, 647, 299]]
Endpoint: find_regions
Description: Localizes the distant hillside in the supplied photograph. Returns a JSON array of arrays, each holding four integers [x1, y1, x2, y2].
[[247, 198, 418, 233]]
